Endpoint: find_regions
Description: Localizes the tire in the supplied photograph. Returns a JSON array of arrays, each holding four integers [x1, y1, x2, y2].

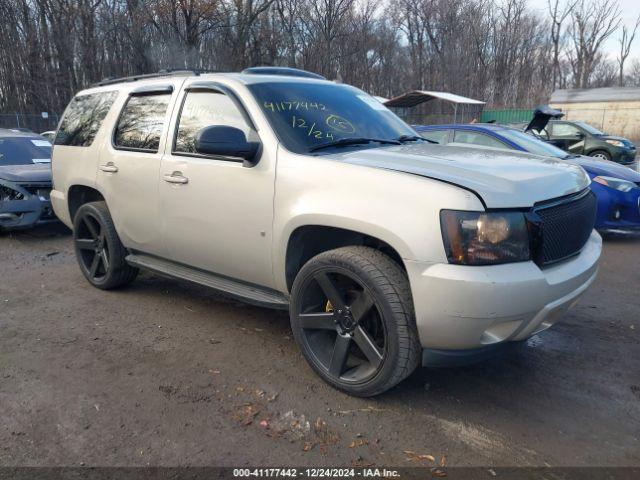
[[290, 246, 421, 397], [588, 150, 611, 161], [72, 201, 138, 290]]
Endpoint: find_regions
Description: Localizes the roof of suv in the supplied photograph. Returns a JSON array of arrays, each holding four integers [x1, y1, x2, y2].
[[91, 67, 332, 89]]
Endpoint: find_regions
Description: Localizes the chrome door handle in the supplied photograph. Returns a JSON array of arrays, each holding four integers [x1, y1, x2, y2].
[[163, 172, 189, 184], [99, 162, 118, 173]]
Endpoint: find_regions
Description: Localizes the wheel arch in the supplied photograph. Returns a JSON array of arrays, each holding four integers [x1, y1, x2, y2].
[[283, 224, 408, 293], [67, 184, 105, 222]]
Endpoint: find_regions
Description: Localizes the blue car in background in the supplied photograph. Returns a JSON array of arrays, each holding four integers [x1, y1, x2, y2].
[[415, 123, 640, 231]]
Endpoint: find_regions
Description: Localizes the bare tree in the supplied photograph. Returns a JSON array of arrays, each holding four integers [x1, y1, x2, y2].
[[617, 14, 640, 86], [568, 0, 621, 88], [547, 0, 576, 90]]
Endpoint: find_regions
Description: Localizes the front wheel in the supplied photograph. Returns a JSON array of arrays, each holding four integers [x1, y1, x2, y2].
[[290, 246, 420, 397], [588, 150, 611, 161], [73, 201, 138, 290]]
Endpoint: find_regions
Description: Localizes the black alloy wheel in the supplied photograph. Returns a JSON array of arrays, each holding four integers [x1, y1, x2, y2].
[[75, 211, 110, 283], [73, 201, 138, 289], [290, 246, 420, 397], [297, 268, 386, 383]]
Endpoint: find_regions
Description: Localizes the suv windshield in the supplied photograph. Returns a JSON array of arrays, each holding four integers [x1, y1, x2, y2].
[[247, 82, 416, 154], [0, 136, 52, 166], [500, 129, 568, 159], [574, 121, 604, 135]]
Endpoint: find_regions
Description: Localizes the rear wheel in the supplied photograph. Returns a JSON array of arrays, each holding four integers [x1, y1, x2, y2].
[[589, 150, 611, 161], [290, 246, 420, 397], [73, 201, 138, 289]]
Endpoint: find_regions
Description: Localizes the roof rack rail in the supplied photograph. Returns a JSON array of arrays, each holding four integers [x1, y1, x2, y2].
[[241, 67, 326, 80], [92, 69, 218, 87]]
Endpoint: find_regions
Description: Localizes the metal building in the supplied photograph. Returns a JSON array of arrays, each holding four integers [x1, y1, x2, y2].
[[550, 87, 640, 141]]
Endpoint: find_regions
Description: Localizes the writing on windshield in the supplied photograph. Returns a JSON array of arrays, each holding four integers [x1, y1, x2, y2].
[[249, 82, 415, 154]]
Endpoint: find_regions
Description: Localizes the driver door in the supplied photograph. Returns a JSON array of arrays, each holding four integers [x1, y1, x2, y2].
[[549, 122, 586, 154], [158, 82, 276, 289]]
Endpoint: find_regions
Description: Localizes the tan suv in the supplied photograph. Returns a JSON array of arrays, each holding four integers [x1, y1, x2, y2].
[[52, 68, 601, 396]]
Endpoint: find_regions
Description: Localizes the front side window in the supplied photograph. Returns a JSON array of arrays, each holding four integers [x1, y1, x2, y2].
[[551, 123, 581, 137], [574, 121, 603, 135], [420, 129, 449, 144], [175, 90, 252, 154], [453, 130, 507, 149], [114, 94, 171, 152], [55, 91, 117, 147], [247, 82, 415, 154]]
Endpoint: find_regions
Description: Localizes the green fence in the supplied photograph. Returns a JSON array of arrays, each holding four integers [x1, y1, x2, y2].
[[480, 109, 533, 124]]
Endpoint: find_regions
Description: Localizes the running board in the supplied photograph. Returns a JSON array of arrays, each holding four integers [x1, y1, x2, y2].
[[125, 253, 289, 310]]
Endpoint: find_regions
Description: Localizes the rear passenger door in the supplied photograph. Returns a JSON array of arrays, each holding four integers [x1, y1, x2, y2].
[[96, 80, 182, 256], [158, 81, 276, 288]]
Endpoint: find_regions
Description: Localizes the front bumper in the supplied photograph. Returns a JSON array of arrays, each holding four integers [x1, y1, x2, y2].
[[593, 184, 640, 231], [405, 231, 601, 355], [611, 147, 636, 165], [0, 181, 57, 231]]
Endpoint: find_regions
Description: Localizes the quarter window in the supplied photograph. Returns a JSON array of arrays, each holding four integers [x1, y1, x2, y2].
[[55, 91, 117, 147], [114, 94, 171, 152], [175, 90, 252, 154], [453, 130, 507, 149]]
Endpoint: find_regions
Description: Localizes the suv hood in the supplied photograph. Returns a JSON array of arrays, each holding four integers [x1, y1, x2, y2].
[[0, 163, 52, 183], [567, 155, 640, 182], [326, 143, 590, 208]]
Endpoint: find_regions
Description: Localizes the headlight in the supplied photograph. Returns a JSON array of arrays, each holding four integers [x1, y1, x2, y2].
[[440, 210, 531, 265], [605, 139, 625, 148], [593, 176, 636, 192]]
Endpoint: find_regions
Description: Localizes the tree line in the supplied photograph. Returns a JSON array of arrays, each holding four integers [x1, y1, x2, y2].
[[0, 0, 637, 115]]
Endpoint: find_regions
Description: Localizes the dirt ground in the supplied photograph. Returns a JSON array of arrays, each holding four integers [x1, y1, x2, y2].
[[1, 224, 638, 468]]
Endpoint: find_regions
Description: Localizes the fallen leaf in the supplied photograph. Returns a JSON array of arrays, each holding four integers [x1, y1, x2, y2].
[[349, 439, 369, 448], [302, 442, 315, 452], [404, 450, 435, 463]]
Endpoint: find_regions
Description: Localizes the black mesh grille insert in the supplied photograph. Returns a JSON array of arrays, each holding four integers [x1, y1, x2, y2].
[[535, 190, 597, 265]]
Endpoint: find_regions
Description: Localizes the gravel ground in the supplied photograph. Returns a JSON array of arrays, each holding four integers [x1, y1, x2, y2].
[[0, 224, 638, 467]]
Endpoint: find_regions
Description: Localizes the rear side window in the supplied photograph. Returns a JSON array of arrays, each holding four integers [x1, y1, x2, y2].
[[453, 130, 507, 149], [114, 94, 171, 152], [420, 129, 449, 144], [55, 91, 117, 147], [174, 90, 252, 154]]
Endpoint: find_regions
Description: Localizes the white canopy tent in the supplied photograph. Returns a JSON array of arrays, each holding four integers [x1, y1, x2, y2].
[[384, 90, 485, 124]]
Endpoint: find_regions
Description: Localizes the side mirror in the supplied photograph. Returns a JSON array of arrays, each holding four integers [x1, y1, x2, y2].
[[575, 132, 585, 139], [195, 125, 260, 166]]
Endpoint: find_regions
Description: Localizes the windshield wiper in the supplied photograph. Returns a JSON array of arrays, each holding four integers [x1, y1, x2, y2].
[[309, 137, 401, 152]]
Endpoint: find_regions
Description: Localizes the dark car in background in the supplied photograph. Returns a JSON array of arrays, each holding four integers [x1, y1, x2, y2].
[[416, 123, 640, 232], [0, 129, 57, 231], [512, 111, 637, 165]]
